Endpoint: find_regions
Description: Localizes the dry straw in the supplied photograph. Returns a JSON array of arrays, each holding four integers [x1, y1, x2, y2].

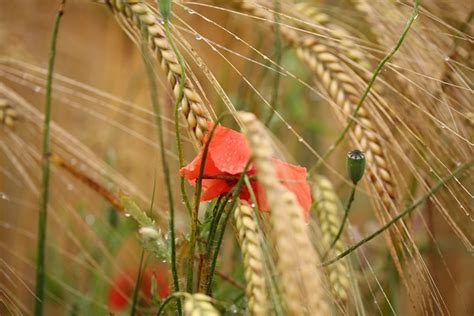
[[239, 111, 329, 315], [107, 0, 212, 144], [311, 175, 350, 303], [234, 202, 268, 316]]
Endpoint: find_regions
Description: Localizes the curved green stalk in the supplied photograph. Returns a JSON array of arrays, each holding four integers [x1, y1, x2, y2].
[[265, 0, 282, 126], [34, 1, 66, 315], [130, 250, 145, 316], [204, 161, 251, 295], [322, 158, 473, 266], [131, 173, 157, 315], [139, 27, 181, 315], [310, 0, 420, 175], [325, 184, 357, 257], [162, 19, 192, 217], [186, 121, 222, 292], [156, 294, 180, 316]]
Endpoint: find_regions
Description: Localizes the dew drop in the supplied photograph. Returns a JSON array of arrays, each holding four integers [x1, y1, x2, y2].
[[124, 213, 131, 218], [413, 14, 418, 20], [34, 86, 41, 93], [250, 203, 256, 208], [85, 214, 95, 225], [195, 34, 202, 41], [287, 125, 293, 130], [297, 137, 303, 142], [0, 192, 9, 200], [159, 20, 165, 25], [444, 56, 450, 62], [228, 304, 238, 314]]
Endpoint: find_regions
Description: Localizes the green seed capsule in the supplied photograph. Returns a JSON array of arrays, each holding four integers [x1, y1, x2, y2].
[[158, 0, 171, 21], [347, 149, 366, 184]]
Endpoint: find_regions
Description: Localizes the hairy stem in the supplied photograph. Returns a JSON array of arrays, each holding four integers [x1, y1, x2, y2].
[[130, 250, 146, 316], [326, 184, 357, 256], [34, 2, 65, 315], [140, 31, 181, 315], [311, 0, 420, 173], [187, 122, 221, 292], [204, 162, 251, 295], [322, 158, 473, 266]]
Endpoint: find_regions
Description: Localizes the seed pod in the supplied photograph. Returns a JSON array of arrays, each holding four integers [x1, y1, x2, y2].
[[347, 150, 366, 184]]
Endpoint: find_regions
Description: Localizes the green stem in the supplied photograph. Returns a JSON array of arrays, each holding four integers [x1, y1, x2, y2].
[[205, 162, 251, 295], [156, 294, 180, 316], [163, 19, 192, 217], [140, 31, 181, 315], [198, 193, 231, 292], [322, 158, 473, 266], [131, 174, 157, 315], [34, 2, 65, 315], [310, 0, 420, 175], [326, 184, 357, 256], [265, 0, 282, 126], [186, 122, 222, 292], [130, 250, 145, 316]]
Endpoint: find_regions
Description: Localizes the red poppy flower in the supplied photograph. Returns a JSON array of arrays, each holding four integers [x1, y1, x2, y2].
[[108, 268, 169, 311], [179, 124, 312, 218]]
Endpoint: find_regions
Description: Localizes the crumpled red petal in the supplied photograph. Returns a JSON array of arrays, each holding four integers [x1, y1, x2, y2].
[[179, 124, 312, 218], [179, 124, 252, 179]]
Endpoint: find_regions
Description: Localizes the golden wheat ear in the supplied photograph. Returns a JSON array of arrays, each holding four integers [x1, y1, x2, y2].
[[311, 175, 350, 304], [106, 0, 212, 144], [239, 111, 330, 315], [234, 202, 268, 315]]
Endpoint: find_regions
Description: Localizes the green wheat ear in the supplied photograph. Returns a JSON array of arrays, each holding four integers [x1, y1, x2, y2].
[[158, 0, 171, 21], [347, 149, 366, 184]]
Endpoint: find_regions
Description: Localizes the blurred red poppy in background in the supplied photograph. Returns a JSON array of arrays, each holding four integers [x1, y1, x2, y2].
[[180, 124, 312, 217], [108, 267, 169, 311]]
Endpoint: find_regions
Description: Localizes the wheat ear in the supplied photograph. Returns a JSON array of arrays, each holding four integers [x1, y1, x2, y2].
[[234, 202, 268, 316], [312, 175, 350, 303], [295, 39, 396, 205], [294, 2, 372, 74], [233, 1, 396, 209], [230, 2, 434, 310], [0, 98, 18, 129], [183, 293, 220, 316], [239, 111, 329, 315], [106, 0, 211, 144]]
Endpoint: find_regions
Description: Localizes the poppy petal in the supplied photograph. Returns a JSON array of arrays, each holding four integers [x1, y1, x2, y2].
[[205, 125, 251, 175], [201, 179, 233, 200], [108, 274, 132, 311], [274, 159, 312, 218], [179, 150, 221, 180]]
